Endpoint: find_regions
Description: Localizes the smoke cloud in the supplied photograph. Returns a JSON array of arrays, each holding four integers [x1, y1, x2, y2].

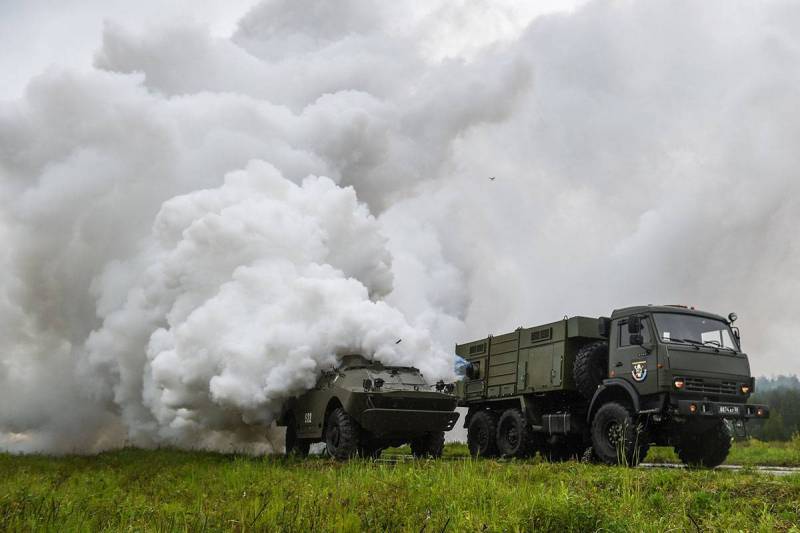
[[1, 0, 799, 452]]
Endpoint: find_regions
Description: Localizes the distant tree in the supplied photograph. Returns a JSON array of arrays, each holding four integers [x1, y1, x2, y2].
[[755, 375, 800, 392], [757, 412, 787, 441], [749, 382, 800, 441]]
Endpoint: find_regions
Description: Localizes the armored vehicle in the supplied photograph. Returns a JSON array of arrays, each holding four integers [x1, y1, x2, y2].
[[456, 305, 769, 467], [278, 354, 460, 460]]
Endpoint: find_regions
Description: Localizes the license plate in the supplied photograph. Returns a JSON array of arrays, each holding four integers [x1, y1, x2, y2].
[[718, 405, 740, 415]]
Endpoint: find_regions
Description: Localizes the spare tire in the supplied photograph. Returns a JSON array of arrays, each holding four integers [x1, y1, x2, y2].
[[573, 341, 609, 399]]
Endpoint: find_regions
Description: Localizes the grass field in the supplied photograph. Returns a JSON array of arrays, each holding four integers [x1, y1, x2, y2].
[[2, 441, 800, 532]]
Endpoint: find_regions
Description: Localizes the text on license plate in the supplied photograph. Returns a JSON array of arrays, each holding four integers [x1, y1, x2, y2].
[[718, 405, 740, 415]]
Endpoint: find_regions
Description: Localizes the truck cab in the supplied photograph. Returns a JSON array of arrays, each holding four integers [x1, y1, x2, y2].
[[602, 306, 758, 413]]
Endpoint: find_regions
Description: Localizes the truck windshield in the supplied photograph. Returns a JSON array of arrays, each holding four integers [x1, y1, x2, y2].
[[367, 369, 427, 389], [653, 313, 739, 351]]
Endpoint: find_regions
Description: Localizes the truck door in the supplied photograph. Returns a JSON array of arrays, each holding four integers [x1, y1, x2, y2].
[[610, 316, 658, 396]]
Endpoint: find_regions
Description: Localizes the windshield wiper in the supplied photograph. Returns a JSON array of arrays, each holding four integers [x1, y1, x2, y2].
[[678, 338, 705, 347], [703, 340, 737, 353], [675, 338, 737, 353]]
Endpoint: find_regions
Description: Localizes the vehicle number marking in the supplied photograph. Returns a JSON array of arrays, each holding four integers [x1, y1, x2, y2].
[[719, 405, 739, 415], [304, 412, 312, 424]]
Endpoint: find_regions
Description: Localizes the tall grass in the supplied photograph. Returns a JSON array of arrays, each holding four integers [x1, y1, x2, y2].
[[1, 447, 799, 531]]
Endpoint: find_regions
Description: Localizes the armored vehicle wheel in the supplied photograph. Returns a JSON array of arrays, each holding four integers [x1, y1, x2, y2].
[[285, 419, 310, 457], [497, 408, 535, 458], [324, 408, 361, 460], [541, 435, 585, 462], [410, 432, 445, 458], [590, 401, 649, 466], [573, 341, 609, 399], [467, 410, 500, 457], [675, 420, 731, 468]]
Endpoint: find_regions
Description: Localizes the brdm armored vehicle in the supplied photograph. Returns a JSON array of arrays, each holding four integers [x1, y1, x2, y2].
[[278, 354, 460, 460], [456, 305, 769, 467]]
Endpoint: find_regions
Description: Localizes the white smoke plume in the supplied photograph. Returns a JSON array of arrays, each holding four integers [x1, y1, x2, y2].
[[2, 0, 800, 452]]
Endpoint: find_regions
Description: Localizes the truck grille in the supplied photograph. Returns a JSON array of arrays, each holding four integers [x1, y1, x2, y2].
[[684, 377, 738, 395], [368, 396, 455, 411]]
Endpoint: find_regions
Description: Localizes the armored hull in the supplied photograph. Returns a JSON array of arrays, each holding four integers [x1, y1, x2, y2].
[[278, 354, 459, 459]]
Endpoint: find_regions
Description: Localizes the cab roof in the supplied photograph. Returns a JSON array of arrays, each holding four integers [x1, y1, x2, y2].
[[611, 305, 729, 323]]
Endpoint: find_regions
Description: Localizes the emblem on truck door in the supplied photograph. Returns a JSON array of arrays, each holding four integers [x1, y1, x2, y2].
[[631, 361, 648, 382]]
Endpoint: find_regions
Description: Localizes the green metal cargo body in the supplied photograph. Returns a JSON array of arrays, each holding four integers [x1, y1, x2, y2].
[[457, 306, 770, 467], [457, 317, 603, 400]]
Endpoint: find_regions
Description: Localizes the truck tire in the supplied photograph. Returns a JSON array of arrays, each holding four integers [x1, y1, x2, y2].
[[590, 401, 649, 466], [324, 408, 361, 460], [574, 341, 609, 399], [497, 408, 535, 458], [284, 418, 310, 457], [411, 432, 446, 458], [467, 410, 500, 457], [675, 420, 731, 468]]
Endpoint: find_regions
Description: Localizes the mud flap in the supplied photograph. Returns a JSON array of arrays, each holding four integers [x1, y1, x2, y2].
[[732, 419, 747, 440]]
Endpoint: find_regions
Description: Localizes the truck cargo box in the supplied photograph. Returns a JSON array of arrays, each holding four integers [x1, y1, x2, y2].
[[456, 316, 603, 402]]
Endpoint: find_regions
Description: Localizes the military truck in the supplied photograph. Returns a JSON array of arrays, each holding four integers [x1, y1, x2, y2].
[[278, 354, 460, 460], [456, 305, 770, 467]]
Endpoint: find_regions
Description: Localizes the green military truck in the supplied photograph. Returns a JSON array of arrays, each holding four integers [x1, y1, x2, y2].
[[278, 354, 460, 460], [456, 305, 769, 466]]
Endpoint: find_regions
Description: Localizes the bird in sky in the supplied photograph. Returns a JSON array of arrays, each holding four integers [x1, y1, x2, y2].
[[395, 339, 402, 344], [489, 176, 496, 181]]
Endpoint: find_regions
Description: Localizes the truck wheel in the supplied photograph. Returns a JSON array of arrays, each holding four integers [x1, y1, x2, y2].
[[284, 418, 310, 457], [411, 432, 446, 458], [324, 408, 361, 460], [590, 402, 649, 466], [574, 341, 609, 399], [467, 410, 500, 457], [497, 408, 535, 458], [675, 420, 731, 468]]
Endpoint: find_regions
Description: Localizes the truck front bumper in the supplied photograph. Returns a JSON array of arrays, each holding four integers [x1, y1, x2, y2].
[[359, 409, 460, 436], [676, 400, 769, 419]]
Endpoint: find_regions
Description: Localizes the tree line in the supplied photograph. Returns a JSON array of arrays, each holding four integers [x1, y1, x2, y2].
[[748, 376, 800, 441]]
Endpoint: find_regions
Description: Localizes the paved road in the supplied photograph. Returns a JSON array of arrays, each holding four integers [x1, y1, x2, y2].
[[640, 463, 800, 476], [376, 454, 800, 475]]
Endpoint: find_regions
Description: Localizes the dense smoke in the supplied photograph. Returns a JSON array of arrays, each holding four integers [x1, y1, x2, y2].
[[2, 0, 800, 453]]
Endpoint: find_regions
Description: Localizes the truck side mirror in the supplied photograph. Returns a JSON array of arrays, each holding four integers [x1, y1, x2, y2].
[[629, 334, 644, 346], [627, 316, 642, 334]]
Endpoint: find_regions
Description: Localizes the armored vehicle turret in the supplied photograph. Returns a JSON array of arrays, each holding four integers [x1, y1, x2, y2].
[[278, 354, 460, 460]]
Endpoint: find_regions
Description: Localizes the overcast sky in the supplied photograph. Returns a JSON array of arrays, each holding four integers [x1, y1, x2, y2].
[[0, 0, 590, 100], [1, 0, 798, 452]]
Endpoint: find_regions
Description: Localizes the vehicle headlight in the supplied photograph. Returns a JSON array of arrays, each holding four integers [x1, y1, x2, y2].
[[674, 378, 685, 389], [740, 384, 750, 394]]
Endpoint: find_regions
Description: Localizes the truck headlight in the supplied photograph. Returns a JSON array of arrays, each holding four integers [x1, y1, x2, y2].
[[674, 378, 685, 390], [740, 384, 750, 394]]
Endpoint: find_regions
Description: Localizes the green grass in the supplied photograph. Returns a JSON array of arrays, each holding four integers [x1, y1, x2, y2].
[[2, 446, 800, 532]]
